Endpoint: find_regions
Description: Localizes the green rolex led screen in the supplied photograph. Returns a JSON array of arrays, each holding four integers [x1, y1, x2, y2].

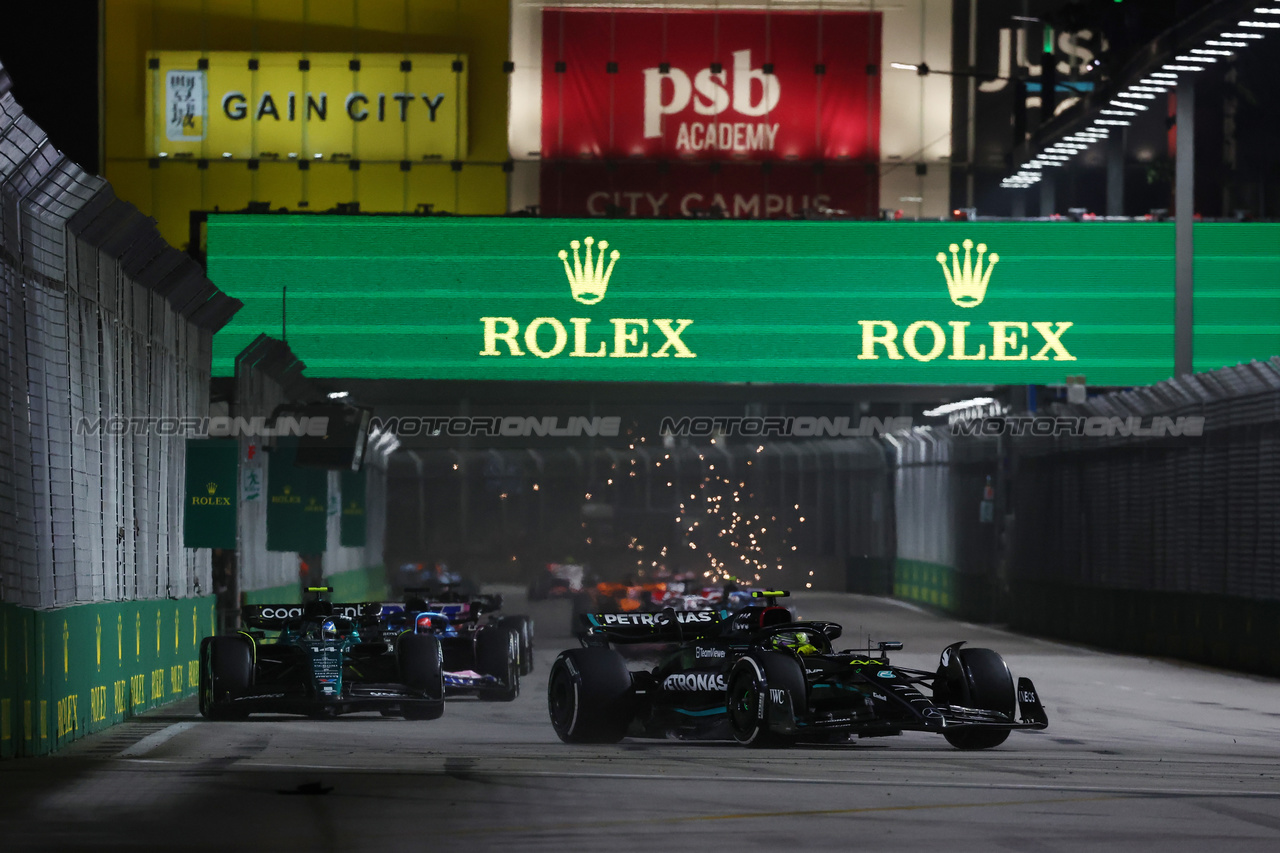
[[206, 218, 1280, 385]]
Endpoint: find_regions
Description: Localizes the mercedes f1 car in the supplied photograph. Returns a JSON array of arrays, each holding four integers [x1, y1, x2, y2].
[[199, 587, 445, 720], [371, 589, 526, 700], [548, 591, 1048, 749]]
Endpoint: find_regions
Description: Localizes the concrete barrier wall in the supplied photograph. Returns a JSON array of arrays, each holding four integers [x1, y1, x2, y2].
[[239, 565, 388, 608], [327, 565, 390, 604], [892, 557, 1000, 624], [1008, 581, 1280, 677], [0, 596, 214, 758]]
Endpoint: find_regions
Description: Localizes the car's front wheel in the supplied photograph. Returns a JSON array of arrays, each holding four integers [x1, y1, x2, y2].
[[727, 650, 793, 742], [941, 648, 1014, 750], [199, 636, 253, 720]]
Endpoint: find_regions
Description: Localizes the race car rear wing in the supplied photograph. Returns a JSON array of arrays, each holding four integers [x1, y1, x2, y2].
[[578, 608, 723, 644], [241, 602, 382, 631], [401, 588, 504, 618]]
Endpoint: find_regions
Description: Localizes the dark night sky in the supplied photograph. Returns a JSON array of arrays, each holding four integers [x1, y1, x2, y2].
[[0, 3, 100, 173]]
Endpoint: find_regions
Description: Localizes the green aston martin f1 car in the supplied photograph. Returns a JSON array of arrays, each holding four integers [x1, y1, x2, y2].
[[199, 587, 445, 720]]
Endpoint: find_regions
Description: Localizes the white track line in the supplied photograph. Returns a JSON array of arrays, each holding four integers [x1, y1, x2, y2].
[[115, 722, 197, 758], [162, 762, 1276, 799]]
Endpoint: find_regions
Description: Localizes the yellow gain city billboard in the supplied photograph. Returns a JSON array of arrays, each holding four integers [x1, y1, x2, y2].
[[144, 51, 468, 161]]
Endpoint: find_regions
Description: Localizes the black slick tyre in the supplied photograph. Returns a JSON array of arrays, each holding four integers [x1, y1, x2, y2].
[[726, 654, 803, 748], [200, 635, 253, 719], [476, 626, 520, 701], [503, 616, 535, 676], [398, 633, 445, 720], [942, 648, 1015, 750], [547, 648, 635, 743]]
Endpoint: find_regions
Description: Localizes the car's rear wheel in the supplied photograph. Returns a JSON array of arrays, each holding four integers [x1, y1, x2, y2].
[[942, 648, 1014, 750], [476, 626, 520, 701], [726, 655, 802, 748], [500, 616, 535, 676], [398, 634, 445, 720], [200, 636, 253, 719], [547, 648, 635, 743]]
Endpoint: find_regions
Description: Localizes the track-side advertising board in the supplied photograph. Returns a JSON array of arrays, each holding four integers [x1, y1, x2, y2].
[[206, 218, 1280, 385]]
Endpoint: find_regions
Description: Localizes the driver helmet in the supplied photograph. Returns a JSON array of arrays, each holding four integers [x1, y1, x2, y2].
[[320, 619, 339, 641], [771, 630, 819, 655]]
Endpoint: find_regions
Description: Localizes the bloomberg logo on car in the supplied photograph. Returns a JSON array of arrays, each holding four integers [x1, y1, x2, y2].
[[664, 673, 728, 692]]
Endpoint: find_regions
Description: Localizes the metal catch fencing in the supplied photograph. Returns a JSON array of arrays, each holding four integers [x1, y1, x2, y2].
[[0, 60, 239, 610], [1011, 357, 1280, 602]]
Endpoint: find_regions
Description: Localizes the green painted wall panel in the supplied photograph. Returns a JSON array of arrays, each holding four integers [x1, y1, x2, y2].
[[326, 565, 389, 604], [1, 597, 215, 759], [241, 583, 302, 606]]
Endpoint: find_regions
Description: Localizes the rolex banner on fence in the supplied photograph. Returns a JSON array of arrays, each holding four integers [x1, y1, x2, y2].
[[266, 438, 328, 553], [184, 438, 238, 548], [339, 470, 367, 548]]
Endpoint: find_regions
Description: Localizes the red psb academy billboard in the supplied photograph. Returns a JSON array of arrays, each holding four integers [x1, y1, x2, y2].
[[540, 9, 882, 218]]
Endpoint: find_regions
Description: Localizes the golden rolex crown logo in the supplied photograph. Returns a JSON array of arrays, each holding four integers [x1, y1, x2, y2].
[[558, 236, 619, 305], [283, 485, 291, 495], [937, 239, 998, 308], [206, 482, 218, 495]]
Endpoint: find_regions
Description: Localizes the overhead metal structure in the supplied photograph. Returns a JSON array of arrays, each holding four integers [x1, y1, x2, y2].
[[1002, 0, 1279, 190]]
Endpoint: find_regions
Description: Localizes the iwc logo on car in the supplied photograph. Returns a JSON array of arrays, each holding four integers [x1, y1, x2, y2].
[[480, 237, 696, 361]]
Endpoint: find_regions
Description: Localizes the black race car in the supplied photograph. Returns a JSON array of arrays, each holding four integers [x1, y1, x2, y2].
[[199, 587, 445, 720], [370, 589, 526, 700], [548, 591, 1048, 749], [403, 587, 535, 676]]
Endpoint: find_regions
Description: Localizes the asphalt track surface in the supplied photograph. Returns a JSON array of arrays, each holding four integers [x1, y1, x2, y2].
[[2, 589, 1279, 852]]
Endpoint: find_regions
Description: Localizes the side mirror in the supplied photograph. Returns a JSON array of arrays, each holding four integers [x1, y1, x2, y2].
[[821, 623, 843, 641], [878, 641, 903, 652]]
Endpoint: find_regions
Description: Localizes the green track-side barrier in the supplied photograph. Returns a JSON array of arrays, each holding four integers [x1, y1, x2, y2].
[[326, 565, 388, 604], [241, 583, 303, 606], [239, 565, 386, 609], [0, 596, 215, 759], [892, 558, 999, 623]]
